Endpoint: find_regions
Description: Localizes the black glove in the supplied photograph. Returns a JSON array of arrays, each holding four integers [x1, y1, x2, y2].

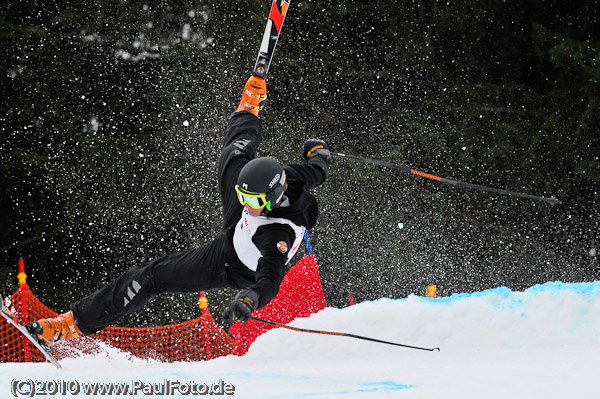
[[222, 289, 259, 323], [302, 139, 331, 165]]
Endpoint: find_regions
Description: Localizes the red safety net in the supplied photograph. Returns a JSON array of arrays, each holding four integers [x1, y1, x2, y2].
[[229, 254, 327, 355], [1, 254, 326, 364]]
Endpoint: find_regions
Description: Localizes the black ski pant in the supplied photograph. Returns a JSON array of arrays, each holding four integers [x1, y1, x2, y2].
[[71, 234, 237, 335]]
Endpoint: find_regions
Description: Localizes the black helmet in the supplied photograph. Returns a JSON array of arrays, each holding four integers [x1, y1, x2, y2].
[[236, 157, 286, 211]]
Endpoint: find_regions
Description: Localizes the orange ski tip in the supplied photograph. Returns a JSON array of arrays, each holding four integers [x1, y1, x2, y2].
[[281, 1, 289, 16]]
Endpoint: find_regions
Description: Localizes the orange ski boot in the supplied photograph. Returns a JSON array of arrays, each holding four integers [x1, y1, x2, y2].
[[31, 311, 82, 346], [237, 75, 267, 117]]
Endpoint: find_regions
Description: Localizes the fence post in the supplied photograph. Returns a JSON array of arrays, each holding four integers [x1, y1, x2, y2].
[[198, 292, 212, 360], [17, 257, 32, 362]]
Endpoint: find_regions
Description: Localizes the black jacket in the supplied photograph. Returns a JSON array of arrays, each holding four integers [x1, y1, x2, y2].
[[218, 112, 328, 308]]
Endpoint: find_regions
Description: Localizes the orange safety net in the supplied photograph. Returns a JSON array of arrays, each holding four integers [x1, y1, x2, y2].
[[1, 254, 326, 364], [89, 309, 236, 361], [1, 285, 236, 363], [0, 284, 56, 363]]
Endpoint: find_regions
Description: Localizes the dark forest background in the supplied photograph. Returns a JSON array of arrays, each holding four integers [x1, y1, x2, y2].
[[1, 0, 598, 327]]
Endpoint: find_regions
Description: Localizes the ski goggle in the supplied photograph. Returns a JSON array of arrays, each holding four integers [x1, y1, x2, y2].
[[235, 186, 271, 210]]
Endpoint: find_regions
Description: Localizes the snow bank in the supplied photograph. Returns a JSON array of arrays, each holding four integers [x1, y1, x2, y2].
[[1, 281, 598, 398]]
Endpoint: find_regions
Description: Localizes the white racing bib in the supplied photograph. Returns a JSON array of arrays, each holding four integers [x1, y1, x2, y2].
[[233, 207, 305, 271]]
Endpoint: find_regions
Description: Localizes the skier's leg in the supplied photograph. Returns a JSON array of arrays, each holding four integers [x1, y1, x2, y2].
[[71, 236, 231, 335], [218, 109, 265, 230]]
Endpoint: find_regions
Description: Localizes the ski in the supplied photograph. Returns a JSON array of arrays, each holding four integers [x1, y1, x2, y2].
[[252, 0, 291, 79], [1, 304, 62, 369]]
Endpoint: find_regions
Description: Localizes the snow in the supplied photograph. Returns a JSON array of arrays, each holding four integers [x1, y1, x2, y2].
[[2, 281, 599, 398]]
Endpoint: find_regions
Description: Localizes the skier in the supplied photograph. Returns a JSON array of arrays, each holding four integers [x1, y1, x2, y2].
[[32, 75, 331, 345]]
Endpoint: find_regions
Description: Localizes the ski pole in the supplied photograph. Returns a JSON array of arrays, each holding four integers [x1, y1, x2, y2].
[[249, 316, 441, 352], [331, 152, 561, 206]]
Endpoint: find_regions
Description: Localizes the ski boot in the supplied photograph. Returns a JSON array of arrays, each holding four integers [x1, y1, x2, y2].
[[237, 75, 267, 117], [30, 311, 82, 346]]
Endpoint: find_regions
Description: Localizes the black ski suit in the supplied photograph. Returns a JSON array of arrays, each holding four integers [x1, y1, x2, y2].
[[71, 111, 329, 335]]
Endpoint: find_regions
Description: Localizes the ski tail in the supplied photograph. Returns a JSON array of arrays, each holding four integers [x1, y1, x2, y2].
[[0, 304, 62, 368], [253, 0, 291, 78]]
